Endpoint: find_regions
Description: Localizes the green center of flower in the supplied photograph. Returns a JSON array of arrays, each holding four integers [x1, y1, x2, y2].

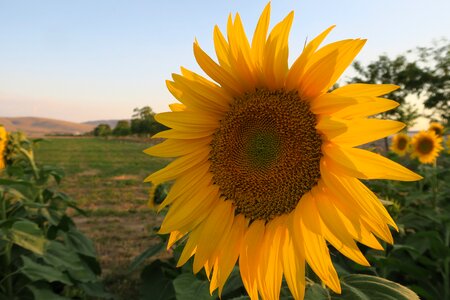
[[210, 89, 322, 221], [246, 130, 280, 169], [418, 137, 434, 154]]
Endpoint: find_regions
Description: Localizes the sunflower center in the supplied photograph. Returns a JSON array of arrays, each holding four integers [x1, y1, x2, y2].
[[210, 89, 323, 221], [397, 137, 407, 150], [431, 127, 442, 136], [418, 137, 434, 154]]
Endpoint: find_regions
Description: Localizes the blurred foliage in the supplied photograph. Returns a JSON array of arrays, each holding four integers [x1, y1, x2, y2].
[[113, 120, 132, 136], [93, 124, 112, 137], [131, 106, 168, 136], [0, 132, 111, 299], [416, 40, 450, 125]]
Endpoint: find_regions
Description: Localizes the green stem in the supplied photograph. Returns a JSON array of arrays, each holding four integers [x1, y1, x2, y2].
[[1, 194, 13, 297], [444, 226, 450, 300], [19, 148, 39, 181], [3, 242, 13, 298], [431, 160, 438, 209]]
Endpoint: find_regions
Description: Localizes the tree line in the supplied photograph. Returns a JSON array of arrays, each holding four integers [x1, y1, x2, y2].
[[92, 106, 168, 137]]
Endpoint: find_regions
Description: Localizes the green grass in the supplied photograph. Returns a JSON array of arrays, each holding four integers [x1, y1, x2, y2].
[[34, 137, 170, 298]]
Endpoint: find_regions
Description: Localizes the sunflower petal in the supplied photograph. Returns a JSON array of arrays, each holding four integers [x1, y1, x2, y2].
[[144, 148, 210, 184], [300, 39, 366, 99], [282, 222, 306, 300], [155, 111, 219, 131], [286, 25, 335, 90], [152, 128, 214, 139], [295, 193, 341, 293], [169, 103, 186, 112], [316, 181, 384, 250], [323, 143, 422, 181], [332, 97, 399, 119], [239, 220, 265, 300], [193, 41, 243, 95], [215, 214, 247, 296], [320, 163, 396, 243], [157, 163, 211, 211], [332, 83, 399, 97], [167, 231, 186, 249], [213, 25, 231, 69], [309, 93, 358, 115], [251, 2, 271, 69], [257, 217, 285, 300], [144, 137, 211, 158], [317, 116, 405, 146], [160, 185, 219, 234], [313, 189, 369, 266], [193, 200, 234, 273], [263, 11, 294, 89]]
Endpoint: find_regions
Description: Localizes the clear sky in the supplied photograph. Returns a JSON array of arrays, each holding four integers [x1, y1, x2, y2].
[[1, 0, 449, 125]]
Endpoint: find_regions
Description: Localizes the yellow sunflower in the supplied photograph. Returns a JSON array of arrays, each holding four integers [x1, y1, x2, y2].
[[0, 126, 7, 169], [145, 4, 421, 299], [411, 130, 443, 164], [428, 122, 444, 137], [390, 133, 409, 156]]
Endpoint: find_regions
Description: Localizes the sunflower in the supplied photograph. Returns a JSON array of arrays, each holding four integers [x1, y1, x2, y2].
[[390, 133, 409, 156], [0, 126, 7, 169], [411, 130, 443, 164], [145, 4, 421, 299], [428, 122, 444, 137]]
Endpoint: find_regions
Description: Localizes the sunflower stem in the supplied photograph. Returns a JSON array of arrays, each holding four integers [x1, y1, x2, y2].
[[431, 159, 438, 209]]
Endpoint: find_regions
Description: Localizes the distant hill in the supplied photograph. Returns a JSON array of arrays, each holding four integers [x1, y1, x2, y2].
[[82, 119, 123, 128], [0, 117, 95, 136]]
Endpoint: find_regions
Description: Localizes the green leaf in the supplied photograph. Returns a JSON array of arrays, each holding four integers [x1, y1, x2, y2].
[[43, 241, 97, 283], [6, 220, 47, 255], [64, 228, 97, 257], [336, 274, 420, 300], [304, 283, 329, 300], [27, 284, 70, 300], [80, 282, 113, 299], [21, 255, 72, 285], [0, 178, 38, 200], [220, 267, 245, 298], [129, 241, 166, 273], [173, 273, 213, 300], [139, 260, 176, 300]]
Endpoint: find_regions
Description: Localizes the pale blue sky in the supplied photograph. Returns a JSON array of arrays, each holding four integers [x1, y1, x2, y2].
[[1, 0, 449, 124]]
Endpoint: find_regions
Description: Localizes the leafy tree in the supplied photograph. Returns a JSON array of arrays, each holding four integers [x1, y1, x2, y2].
[[131, 106, 168, 136], [93, 123, 112, 137], [416, 39, 450, 125], [131, 106, 155, 135], [113, 120, 131, 136]]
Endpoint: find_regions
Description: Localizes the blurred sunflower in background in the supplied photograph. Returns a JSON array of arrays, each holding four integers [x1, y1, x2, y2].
[[145, 3, 421, 299], [0, 126, 7, 169], [390, 133, 410, 156], [428, 122, 444, 137], [411, 130, 443, 164]]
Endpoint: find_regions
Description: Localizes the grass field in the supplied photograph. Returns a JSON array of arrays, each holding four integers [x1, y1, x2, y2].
[[35, 137, 171, 297]]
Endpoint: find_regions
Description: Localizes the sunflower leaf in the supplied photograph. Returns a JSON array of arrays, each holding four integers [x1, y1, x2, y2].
[[334, 274, 420, 300], [173, 273, 212, 300]]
